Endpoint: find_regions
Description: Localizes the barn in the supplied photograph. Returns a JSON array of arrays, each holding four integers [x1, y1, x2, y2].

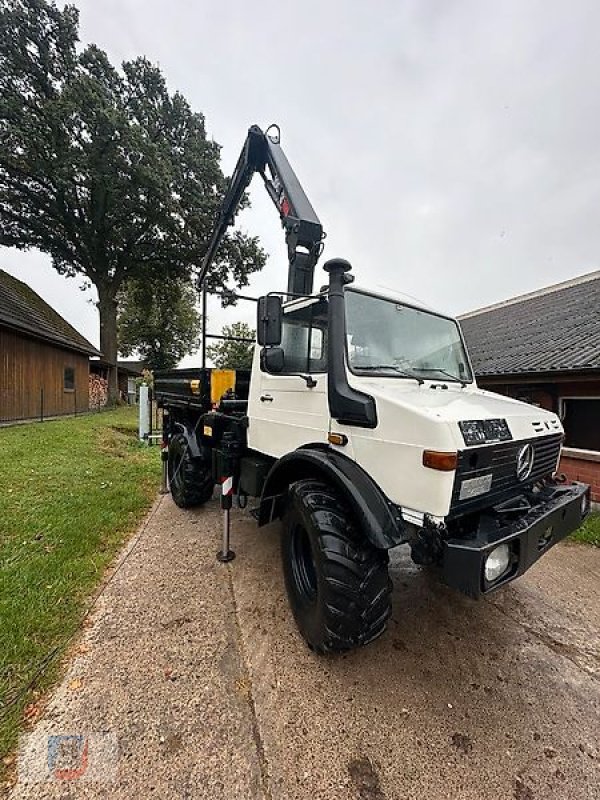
[[460, 270, 600, 504], [0, 269, 100, 422]]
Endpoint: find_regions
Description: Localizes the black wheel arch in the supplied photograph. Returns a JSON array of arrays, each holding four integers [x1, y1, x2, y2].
[[258, 444, 407, 550], [170, 418, 206, 460]]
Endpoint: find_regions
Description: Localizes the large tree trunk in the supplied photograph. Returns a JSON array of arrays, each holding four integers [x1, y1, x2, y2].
[[97, 283, 119, 404]]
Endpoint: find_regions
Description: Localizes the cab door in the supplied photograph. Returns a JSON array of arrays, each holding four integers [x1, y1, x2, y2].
[[247, 298, 330, 458]]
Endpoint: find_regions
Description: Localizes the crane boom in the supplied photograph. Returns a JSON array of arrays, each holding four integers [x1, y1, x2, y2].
[[198, 125, 325, 297]]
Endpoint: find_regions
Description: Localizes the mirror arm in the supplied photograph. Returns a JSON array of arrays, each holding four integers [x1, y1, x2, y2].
[[283, 372, 317, 388], [268, 364, 318, 388], [261, 347, 317, 388]]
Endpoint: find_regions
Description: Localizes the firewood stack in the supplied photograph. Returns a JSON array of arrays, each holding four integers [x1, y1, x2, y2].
[[89, 373, 109, 409]]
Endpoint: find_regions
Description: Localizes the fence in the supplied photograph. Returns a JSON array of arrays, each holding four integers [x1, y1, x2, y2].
[[0, 385, 160, 428], [0, 387, 99, 426]]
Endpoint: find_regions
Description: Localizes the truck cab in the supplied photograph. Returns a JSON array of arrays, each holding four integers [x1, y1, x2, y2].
[[249, 282, 565, 521], [245, 259, 588, 603]]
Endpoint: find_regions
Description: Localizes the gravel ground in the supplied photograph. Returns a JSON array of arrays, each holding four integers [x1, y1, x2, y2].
[[8, 495, 600, 800]]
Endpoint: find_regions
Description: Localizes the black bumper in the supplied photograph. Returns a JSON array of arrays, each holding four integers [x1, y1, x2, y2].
[[442, 482, 590, 599]]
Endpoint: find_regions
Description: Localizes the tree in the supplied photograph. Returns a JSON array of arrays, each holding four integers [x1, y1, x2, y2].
[[0, 0, 265, 399], [118, 277, 201, 371], [207, 322, 255, 370]]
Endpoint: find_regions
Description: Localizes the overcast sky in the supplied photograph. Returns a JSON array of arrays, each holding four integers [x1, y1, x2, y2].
[[3, 0, 600, 364]]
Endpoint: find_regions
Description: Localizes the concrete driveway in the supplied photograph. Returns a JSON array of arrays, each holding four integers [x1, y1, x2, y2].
[[10, 496, 600, 799]]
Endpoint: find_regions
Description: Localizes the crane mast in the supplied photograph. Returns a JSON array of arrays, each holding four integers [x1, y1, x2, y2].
[[198, 124, 325, 298]]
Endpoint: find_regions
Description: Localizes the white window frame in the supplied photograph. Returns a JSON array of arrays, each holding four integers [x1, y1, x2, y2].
[[558, 395, 600, 456]]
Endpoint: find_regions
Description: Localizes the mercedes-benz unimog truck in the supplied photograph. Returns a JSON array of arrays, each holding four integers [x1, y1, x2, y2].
[[155, 125, 590, 653]]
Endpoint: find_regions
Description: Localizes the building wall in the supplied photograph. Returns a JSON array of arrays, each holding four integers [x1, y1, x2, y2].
[[560, 450, 600, 504], [0, 326, 90, 420], [479, 374, 600, 504]]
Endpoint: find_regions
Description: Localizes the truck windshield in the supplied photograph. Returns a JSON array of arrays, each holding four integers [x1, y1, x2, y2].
[[345, 289, 473, 383]]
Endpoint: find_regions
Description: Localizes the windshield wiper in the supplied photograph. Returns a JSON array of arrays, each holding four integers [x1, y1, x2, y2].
[[413, 367, 468, 387], [353, 364, 424, 385]]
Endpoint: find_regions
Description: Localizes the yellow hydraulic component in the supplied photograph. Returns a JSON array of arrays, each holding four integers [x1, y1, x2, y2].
[[210, 369, 236, 405]]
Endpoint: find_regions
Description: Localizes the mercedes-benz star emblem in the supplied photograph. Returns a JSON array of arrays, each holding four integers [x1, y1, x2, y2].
[[516, 443, 535, 481]]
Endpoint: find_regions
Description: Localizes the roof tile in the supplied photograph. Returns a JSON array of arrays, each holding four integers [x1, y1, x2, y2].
[[0, 269, 100, 356], [460, 271, 600, 376]]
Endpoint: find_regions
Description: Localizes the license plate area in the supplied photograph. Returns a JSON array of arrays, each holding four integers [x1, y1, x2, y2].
[[459, 473, 493, 500]]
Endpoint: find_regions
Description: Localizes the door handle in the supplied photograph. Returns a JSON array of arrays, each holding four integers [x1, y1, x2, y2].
[[260, 394, 273, 402]]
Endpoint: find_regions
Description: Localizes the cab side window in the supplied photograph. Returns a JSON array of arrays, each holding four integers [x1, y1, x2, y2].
[[265, 300, 328, 374]]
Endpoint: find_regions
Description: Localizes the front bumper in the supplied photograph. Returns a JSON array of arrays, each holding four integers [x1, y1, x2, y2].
[[442, 481, 590, 599]]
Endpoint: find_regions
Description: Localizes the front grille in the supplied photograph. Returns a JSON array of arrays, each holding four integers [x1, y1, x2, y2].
[[449, 433, 562, 517]]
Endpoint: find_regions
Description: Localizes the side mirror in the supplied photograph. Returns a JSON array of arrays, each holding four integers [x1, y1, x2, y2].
[[260, 346, 284, 373], [257, 295, 282, 346]]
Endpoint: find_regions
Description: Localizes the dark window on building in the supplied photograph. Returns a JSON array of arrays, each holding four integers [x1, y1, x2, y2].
[[64, 366, 75, 392], [562, 398, 600, 451], [267, 299, 328, 375]]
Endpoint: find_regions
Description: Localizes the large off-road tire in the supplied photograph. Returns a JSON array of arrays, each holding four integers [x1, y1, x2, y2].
[[168, 433, 214, 508], [281, 479, 392, 653]]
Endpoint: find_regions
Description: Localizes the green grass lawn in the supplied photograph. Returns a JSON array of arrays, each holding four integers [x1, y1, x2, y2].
[[570, 512, 600, 547], [0, 407, 159, 767]]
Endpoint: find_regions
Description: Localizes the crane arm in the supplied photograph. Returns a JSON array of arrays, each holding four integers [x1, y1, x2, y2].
[[198, 124, 325, 297]]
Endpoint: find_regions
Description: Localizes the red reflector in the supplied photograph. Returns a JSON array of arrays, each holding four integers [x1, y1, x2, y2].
[[280, 196, 291, 216], [423, 450, 458, 471]]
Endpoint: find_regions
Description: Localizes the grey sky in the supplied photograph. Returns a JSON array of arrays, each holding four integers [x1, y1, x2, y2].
[[2, 0, 600, 364]]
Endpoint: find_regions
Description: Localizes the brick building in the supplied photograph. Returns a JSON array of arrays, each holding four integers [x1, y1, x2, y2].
[[460, 270, 600, 504]]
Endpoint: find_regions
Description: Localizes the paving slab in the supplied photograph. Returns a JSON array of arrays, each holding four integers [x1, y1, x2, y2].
[[8, 496, 600, 800], [10, 497, 265, 800], [231, 512, 600, 800]]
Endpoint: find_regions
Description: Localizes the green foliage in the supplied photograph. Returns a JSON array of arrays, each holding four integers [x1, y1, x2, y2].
[[207, 321, 256, 370], [0, 407, 159, 766], [118, 278, 201, 371], [0, 0, 266, 381], [136, 368, 154, 388], [570, 512, 600, 547]]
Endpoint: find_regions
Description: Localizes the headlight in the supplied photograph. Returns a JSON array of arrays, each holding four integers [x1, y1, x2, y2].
[[484, 544, 511, 583], [459, 418, 512, 447]]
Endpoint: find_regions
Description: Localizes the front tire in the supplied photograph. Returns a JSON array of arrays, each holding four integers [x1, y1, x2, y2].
[[168, 433, 214, 508], [281, 479, 392, 653]]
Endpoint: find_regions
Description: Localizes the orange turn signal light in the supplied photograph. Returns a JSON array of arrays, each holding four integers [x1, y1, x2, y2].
[[422, 450, 458, 471], [328, 432, 348, 446]]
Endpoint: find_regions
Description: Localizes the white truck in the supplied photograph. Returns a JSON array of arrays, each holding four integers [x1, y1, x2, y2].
[[155, 125, 590, 653]]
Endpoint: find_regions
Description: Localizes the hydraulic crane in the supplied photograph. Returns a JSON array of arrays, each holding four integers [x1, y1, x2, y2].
[[198, 124, 326, 298]]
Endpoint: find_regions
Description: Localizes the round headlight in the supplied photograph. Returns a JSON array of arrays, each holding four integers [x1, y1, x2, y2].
[[484, 543, 511, 584]]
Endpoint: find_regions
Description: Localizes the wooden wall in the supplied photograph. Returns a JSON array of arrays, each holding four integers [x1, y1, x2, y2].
[[0, 326, 90, 421]]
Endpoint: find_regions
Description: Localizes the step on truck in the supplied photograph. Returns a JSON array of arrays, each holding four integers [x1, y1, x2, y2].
[[155, 124, 591, 654]]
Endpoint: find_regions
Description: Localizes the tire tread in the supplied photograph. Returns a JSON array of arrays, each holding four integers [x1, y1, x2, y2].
[[283, 479, 392, 653], [168, 434, 214, 508]]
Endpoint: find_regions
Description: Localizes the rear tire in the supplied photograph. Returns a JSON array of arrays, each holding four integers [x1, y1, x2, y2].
[[281, 479, 392, 653], [168, 433, 214, 508]]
